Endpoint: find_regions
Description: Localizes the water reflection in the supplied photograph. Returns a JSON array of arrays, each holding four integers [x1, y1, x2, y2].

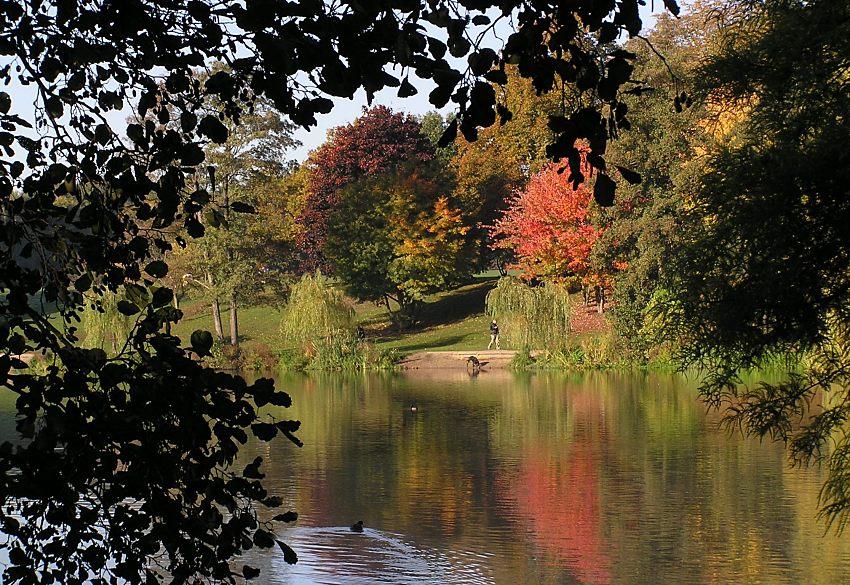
[[239, 370, 850, 583], [2, 370, 839, 583]]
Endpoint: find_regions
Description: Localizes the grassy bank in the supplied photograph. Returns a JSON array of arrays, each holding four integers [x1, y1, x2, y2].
[[170, 276, 645, 371], [173, 278, 503, 358]]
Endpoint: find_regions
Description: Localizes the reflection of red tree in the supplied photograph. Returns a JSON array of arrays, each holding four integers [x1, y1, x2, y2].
[[496, 395, 611, 583], [510, 445, 611, 584]]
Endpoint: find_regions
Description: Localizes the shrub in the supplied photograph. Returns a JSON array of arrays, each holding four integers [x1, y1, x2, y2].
[[535, 347, 585, 369], [279, 272, 355, 354], [242, 343, 278, 371], [24, 352, 54, 376], [277, 349, 310, 371], [485, 276, 571, 350], [509, 346, 536, 370], [307, 331, 399, 371], [204, 341, 244, 370], [578, 332, 618, 368]]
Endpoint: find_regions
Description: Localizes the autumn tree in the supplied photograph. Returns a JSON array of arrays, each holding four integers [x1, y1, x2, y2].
[[452, 67, 568, 270], [250, 165, 311, 275], [297, 106, 435, 272], [325, 166, 472, 328], [491, 158, 609, 309]]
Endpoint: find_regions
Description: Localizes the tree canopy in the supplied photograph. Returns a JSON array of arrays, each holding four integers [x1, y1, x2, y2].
[[591, 4, 716, 356], [659, 0, 850, 529], [491, 157, 602, 284], [297, 106, 435, 272], [325, 166, 472, 327]]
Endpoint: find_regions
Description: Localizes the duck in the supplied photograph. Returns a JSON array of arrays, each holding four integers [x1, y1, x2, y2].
[[409, 403, 418, 413], [350, 520, 364, 533]]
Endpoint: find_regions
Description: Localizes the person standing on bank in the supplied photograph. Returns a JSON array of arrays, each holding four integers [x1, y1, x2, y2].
[[488, 320, 500, 350]]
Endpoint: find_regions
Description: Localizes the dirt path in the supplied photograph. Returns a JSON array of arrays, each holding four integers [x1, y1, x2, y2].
[[397, 350, 542, 370]]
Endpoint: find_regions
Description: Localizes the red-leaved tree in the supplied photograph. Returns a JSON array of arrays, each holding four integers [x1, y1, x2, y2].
[[296, 106, 435, 271], [491, 160, 603, 282]]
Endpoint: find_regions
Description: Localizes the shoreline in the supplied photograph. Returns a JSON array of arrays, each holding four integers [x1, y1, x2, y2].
[[396, 349, 542, 370]]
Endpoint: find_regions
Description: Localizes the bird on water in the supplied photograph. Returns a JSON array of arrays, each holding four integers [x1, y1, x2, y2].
[[350, 520, 364, 532]]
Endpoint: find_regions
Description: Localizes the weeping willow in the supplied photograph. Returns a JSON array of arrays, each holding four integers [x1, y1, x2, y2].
[[485, 277, 572, 350], [279, 272, 354, 352], [79, 289, 134, 354]]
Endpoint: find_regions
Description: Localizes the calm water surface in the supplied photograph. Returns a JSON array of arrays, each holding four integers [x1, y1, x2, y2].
[[238, 370, 850, 584]]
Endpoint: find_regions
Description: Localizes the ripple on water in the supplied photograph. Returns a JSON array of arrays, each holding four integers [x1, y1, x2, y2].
[[260, 526, 495, 585]]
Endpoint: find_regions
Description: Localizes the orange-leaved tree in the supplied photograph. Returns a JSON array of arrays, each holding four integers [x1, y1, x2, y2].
[[491, 161, 600, 278], [491, 159, 615, 311]]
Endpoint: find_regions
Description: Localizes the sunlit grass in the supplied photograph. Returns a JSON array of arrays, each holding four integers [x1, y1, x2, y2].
[[172, 277, 499, 355]]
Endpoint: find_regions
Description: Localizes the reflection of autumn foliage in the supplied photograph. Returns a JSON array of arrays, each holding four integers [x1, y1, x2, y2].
[[509, 447, 612, 584], [497, 389, 612, 584]]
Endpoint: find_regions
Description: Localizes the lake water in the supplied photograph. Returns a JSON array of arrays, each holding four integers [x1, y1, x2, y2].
[[237, 370, 850, 584]]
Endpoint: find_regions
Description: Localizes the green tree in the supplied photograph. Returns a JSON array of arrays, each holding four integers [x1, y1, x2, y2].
[[157, 71, 302, 342], [326, 166, 473, 328], [662, 0, 850, 529], [419, 110, 456, 167], [78, 289, 134, 354], [593, 4, 718, 358], [197, 76, 298, 345], [279, 272, 354, 353]]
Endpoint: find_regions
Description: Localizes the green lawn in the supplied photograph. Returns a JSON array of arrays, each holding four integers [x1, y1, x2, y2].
[[173, 302, 287, 350], [368, 280, 495, 353], [173, 277, 498, 356]]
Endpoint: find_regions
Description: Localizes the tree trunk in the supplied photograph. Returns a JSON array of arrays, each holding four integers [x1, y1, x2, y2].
[[211, 299, 224, 341], [206, 271, 224, 340], [597, 286, 605, 314], [229, 295, 238, 346], [223, 183, 239, 347]]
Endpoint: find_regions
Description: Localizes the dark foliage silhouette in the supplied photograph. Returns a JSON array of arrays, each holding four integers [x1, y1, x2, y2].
[[664, 0, 850, 529]]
